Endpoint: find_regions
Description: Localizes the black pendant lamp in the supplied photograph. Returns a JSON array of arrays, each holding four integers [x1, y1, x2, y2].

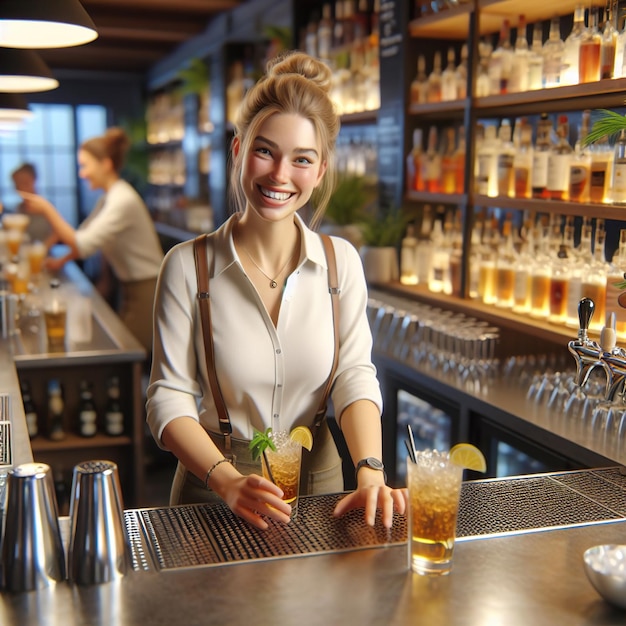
[[0, 48, 58, 93], [0, 92, 33, 130], [0, 0, 98, 49]]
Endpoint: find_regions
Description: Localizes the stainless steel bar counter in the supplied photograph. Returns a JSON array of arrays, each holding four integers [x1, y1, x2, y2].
[[2, 469, 626, 625]]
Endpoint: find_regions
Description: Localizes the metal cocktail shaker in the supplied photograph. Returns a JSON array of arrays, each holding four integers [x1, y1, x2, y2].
[[67, 460, 130, 585], [0, 462, 66, 591]]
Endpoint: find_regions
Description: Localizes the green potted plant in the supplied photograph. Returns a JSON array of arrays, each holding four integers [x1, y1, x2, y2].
[[358, 207, 409, 284], [320, 173, 373, 249]]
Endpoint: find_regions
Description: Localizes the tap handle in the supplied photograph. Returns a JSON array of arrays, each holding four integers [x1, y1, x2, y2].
[[578, 298, 595, 332]]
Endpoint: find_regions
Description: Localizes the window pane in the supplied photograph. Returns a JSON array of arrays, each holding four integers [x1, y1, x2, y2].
[[48, 105, 74, 148], [77, 105, 107, 144], [49, 190, 78, 226]]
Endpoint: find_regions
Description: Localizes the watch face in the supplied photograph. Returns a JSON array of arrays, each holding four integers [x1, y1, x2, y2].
[[365, 457, 384, 470]]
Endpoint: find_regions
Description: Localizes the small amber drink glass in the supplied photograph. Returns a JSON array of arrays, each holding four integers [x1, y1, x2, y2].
[[261, 431, 302, 519], [27, 241, 47, 276], [6, 230, 23, 258], [407, 451, 463, 576]]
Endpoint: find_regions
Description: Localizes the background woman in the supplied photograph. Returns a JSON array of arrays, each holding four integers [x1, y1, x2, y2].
[[147, 51, 405, 530], [20, 127, 164, 353]]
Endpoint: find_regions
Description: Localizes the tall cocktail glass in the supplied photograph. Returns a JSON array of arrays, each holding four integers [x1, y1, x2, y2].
[[261, 431, 302, 519], [407, 450, 463, 575]]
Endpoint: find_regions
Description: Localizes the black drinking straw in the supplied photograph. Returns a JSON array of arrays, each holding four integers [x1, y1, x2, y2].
[[406, 424, 417, 463]]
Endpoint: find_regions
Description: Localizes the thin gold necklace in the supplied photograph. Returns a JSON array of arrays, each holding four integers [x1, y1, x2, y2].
[[240, 244, 297, 289]]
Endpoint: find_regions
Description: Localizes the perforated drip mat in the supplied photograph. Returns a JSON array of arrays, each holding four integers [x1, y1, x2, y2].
[[124, 468, 626, 571]]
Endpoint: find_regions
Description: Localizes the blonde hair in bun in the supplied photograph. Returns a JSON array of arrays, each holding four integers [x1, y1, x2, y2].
[[229, 51, 340, 228]]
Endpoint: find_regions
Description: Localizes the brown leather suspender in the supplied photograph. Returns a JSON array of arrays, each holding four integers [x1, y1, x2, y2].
[[193, 232, 340, 451]]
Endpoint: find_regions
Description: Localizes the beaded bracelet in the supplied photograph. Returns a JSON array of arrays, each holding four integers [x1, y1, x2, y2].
[[204, 458, 232, 489]]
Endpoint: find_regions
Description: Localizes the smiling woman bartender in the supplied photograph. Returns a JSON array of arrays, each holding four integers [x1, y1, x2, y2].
[[20, 127, 164, 353]]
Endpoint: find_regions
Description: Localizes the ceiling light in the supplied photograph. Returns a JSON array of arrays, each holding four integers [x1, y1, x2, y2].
[[0, 0, 97, 49], [0, 48, 58, 93], [0, 92, 32, 130]]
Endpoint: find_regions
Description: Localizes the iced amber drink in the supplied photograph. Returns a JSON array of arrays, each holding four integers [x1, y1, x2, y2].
[[407, 450, 463, 575], [261, 431, 302, 519]]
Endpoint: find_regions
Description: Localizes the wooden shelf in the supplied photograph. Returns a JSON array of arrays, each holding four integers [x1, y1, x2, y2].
[[473, 195, 626, 220], [31, 433, 133, 453], [475, 78, 626, 116], [340, 110, 378, 125], [406, 191, 468, 206], [408, 99, 468, 119], [409, 4, 472, 39], [377, 282, 596, 347]]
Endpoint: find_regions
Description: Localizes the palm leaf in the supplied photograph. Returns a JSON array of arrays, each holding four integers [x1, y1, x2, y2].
[[584, 109, 626, 145]]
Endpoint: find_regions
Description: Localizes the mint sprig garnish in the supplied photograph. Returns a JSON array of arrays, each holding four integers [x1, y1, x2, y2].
[[249, 427, 276, 461]]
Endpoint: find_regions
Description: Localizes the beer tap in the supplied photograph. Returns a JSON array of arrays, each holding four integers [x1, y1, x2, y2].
[[567, 298, 604, 388], [599, 313, 626, 401]]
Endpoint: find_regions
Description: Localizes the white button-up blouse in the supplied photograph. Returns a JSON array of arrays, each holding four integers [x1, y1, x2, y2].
[[146, 213, 382, 449]]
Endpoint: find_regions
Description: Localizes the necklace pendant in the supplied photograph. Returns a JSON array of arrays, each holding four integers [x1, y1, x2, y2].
[[269, 280, 278, 289]]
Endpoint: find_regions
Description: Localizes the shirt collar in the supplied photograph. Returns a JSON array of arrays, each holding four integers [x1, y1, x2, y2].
[[211, 212, 328, 279]]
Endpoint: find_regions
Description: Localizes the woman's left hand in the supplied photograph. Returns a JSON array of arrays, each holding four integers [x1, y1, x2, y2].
[[333, 475, 407, 529]]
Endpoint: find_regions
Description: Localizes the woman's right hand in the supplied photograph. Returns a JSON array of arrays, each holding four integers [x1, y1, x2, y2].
[[212, 465, 292, 530]]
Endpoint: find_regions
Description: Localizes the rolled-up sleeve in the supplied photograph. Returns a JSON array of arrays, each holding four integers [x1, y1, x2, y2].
[[146, 243, 202, 449], [329, 239, 383, 420]]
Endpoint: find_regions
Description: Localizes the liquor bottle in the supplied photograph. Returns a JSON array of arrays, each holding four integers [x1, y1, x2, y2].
[[20, 380, 39, 439], [601, 2, 617, 79], [489, 19, 513, 94], [410, 55, 428, 105], [614, 11, 626, 78], [531, 113, 553, 199], [565, 223, 585, 328], [605, 228, 626, 338], [508, 15, 529, 93], [475, 41, 492, 97], [513, 234, 532, 314], [416, 206, 434, 285], [400, 224, 419, 285], [569, 110, 591, 203], [589, 134, 613, 203], [476, 124, 499, 197], [441, 47, 458, 101], [423, 126, 442, 192], [561, 5, 586, 86], [105, 376, 125, 436], [406, 128, 424, 192], [529, 227, 552, 319], [427, 51, 443, 103], [513, 119, 533, 199], [495, 218, 516, 308], [528, 23, 545, 89], [548, 244, 570, 324], [581, 223, 607, 332], [304, 18, 318, 58], [612, 129, 626, 204], [47, 378, 65, 441], [78, 380, 97, 437], [455, 44, 468, 98], [449, 209, 463, 297], [317, 4, 333, 62], [427, 219, 451, 294], [441, 126, 457, 193], [468, 218, 483, 300], [453, 125, 466, 194], [543, 16, 565, 87], [497, 119, 515, 197], [547, 115, 573, 201], [579, 6, 602, 83], [477, 218, 497, 305]]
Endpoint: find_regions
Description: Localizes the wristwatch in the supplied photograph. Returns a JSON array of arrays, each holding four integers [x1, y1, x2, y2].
[[355, 457, 386, 482]]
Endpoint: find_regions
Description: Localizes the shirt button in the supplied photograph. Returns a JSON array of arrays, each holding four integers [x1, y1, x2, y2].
[[276, 349, 282, 354], [273, 414, 279, 419], [277, 383, 282, 388]]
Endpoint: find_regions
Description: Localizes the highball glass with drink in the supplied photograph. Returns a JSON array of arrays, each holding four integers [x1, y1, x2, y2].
[[261, 431, 302, 519], [407, 450, 463, 576]]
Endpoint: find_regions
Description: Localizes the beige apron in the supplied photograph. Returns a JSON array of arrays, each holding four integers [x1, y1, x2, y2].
[[119, 277, 157, 353], [170, 420, 343, 506]]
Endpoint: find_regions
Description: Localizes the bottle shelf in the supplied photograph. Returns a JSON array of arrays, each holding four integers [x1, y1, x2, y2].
[[409, 4, 473, 39], [31, 433, 133, 453], [340, 110, 379, 125], [407, 190, 467, 206], [473, 196, 626, 220], [380, 282, 599, 347], [475, 78, 626, 116], [408, 99, 468, 118]]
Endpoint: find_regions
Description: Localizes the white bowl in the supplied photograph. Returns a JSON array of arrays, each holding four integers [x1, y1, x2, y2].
[[583, 544, 626, 610]]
